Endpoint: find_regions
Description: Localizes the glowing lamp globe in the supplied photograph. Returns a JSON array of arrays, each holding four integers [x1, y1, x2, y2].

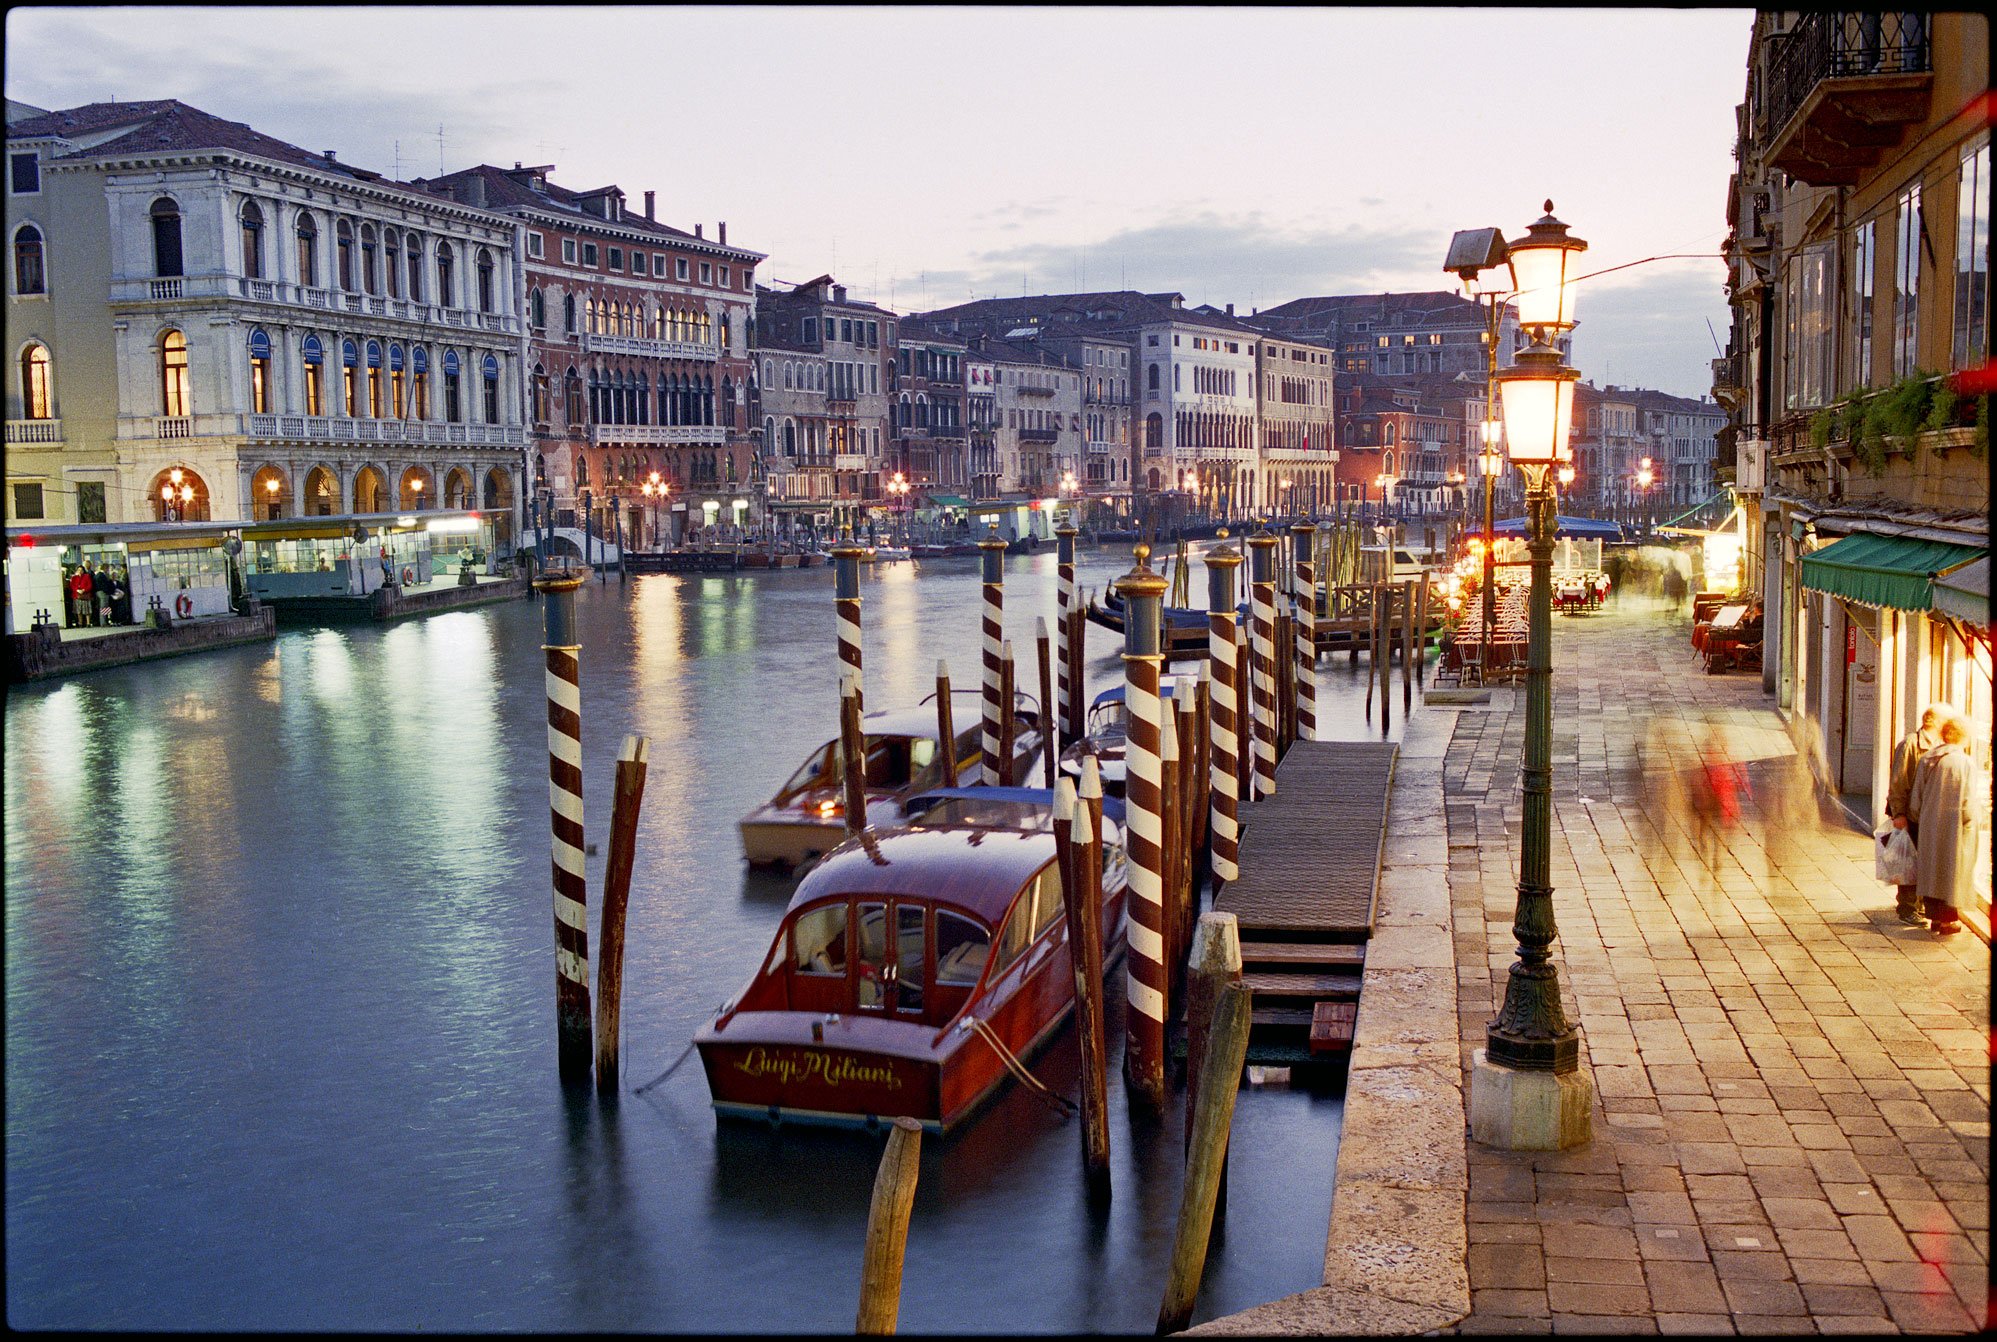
[[1494, 345, 1580, 467], [1506, 202, 1588, 334]]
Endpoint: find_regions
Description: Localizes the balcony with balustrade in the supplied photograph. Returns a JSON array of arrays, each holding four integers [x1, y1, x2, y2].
[[1760, 12, 1933, 186], [109, 275, 521, 336], [226, 413, 526, 448], [6, 419, 63, 445], [578, 331, 720, 361], [587, 423, 725, 447]]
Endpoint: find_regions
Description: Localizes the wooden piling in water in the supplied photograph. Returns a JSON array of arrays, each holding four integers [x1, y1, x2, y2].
[[840, 670, 868, 837], [1056, 777, 1112, 1196], [1066, 605, 1086, 754], [1159, 697, 1182, 1021], [1402, 577, 1415, 713], [1380, 585, 1394, 734], [1204, 537, 1242, 886], [1056, 523, 1079, 747], [1245, 530, 1279, 799], [1037, 617, 1057, 787], [595, 733, 650, 1095], [1175, 686, 1201, 1004], [1156, 978, 1253, 1336], [999, 640, 1017, 787], [1183, 912, 1241, 1227], [855, 1115, 923, 1336], [978, 529, 1007, 786], [1291, 522, 1317, 744], [833, 538, 870, 714], [1364, 582, 1380, 722], [1115, 548, 1169, 1111], [1415, 570, 1430, 687], [1233, 622, 1253, 805], [934, 660, 958, 784], [533, 566, 593, 1086]]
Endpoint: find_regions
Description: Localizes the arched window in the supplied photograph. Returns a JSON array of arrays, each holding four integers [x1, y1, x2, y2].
[[411, 346, 430, 419], [388, 343, 407, 418], [1145, 412, 1163, 450], [475, 247, 494, 313], [529, 286, 546, 330], [564, 367, 584, 424], [248, 327, 272, 414], [239, 200, 265, 280], [20, 344, 52, 419], [301, 334, 324, 416], [481, 353, 500, 424], [532, 363, 550, 424], [442, 349, 462, 422], [435, 241, 455, 308], [636, 372, 651, 426], [160, 329, 190, 416], [383, 228, 402, 299], [13, 224, 44, 295], [1383, 450, 1396, 475], [1384, 422, 1396, 447], [783, 419, 796, 456], [150, 197, 184, 278], [365, 340, 384, 417], [404, 233, 424, 302], [563, 293, 576, 334], [359, 224, 379, 294], [1147, 363, 1159, 391], [720, 315, 730, 350], [295, 211, 318, 286], [335, 219, 356, 290], [652, 306, 664, 340], [783, 361, 793, 389]]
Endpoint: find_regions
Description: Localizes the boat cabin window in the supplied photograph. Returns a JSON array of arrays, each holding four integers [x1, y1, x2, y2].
[[896, 905, 925, 1013], [991, 863, 1065, 978], [856, 901, 888, 1007], [859, 734, 934, 788], [781, 742, 835, 796], [793, 903, 849, 976], [935, 911, 990, 985], [913, 796, 1049, 831]]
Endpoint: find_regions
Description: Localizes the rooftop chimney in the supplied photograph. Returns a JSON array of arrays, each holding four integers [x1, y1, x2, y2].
[[694, 223, 703, 239], [1226, 302, 1234, 317], [323, 149, 337, 162], [718, 221, 727, 245], [644, 190, 655, 220], [833, 285, 847, 303]]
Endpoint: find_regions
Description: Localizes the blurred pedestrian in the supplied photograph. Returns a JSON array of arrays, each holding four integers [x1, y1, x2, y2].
[[1908, 714, 1981, 937], [1885, 705, 1948, 926], [1661, 563, 1687, 614]]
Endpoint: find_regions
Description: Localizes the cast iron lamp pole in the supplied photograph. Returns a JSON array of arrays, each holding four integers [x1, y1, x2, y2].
[[1458, 202, 1592, 1148]]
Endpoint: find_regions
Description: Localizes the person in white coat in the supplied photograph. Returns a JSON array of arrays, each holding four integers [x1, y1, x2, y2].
[[1885, 705, 1947, 926], [1908, 715, 1983, 937]]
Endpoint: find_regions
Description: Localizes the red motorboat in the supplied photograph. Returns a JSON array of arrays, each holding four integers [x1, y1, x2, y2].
[[697, 790, 1128, 1134]]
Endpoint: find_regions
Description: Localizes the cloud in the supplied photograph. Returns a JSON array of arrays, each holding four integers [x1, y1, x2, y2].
[[1568, 265, 1731, 400]]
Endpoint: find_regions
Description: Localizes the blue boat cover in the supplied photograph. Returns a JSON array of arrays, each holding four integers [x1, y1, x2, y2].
[[906, 786, 1127, 825], [1089, 682, 1183, 707], [1492, 514, 1625, 540]]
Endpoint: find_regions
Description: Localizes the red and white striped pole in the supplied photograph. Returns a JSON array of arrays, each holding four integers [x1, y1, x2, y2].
[[534, 564, 592, 1085], [1246, 528, 1280, 797], [978, 528, 1008, 785], [1115, 543, 1170, 1110], [1290, 520, 1317, 744], [1204, 534, 1244, 885], [832, 534, 870, 714], [1056, 521, 1079, 746]]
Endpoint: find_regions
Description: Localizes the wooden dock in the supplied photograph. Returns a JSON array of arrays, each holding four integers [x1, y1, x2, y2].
[[1214, 739, 1398, 1064]]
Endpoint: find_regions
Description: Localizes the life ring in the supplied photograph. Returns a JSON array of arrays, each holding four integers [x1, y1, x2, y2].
[[174, 592, 194, 618], [401, 566, 415, 586]]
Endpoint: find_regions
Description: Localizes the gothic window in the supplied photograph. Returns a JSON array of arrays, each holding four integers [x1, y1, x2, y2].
[[239, 200, 265, 279], [12, 224, 43, 294], [150, 197, 184, 278]]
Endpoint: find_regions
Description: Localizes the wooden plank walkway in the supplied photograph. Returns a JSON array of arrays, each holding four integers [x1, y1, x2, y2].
[[1216, 739, 1399, 942], [1215, 739, 1399, 1063]]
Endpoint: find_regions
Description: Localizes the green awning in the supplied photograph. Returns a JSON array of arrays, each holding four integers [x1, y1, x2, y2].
[[925, 494, 970, 508], [1799, 532, 1984, 612], [1932, 556, 1988, 624]]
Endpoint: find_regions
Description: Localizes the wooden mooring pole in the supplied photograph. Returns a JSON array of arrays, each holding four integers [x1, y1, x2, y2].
[[855, 1115, 923, 1335], [1402, 577, 1415, 714], [533, 565, 592, 1086], [595, 733, 650, 1095], [1056, 778, 1111, 1197], [1183, 913, 1242, 1227], [999, 639, 1018, 787], [1037, 617, 1057, 787], [833, 536, 869, 713], [1115, 546, 1170, 1110], [934, 659, 958, 784], [1156, 978, 1253, 1336], [1245, 528, 1279, 798], [1291, 521, 1316, 743], [1233, 621, 1253, 805], [1204, 538, 1242, 886], [1159, 696, 1182, 1022], [840, 670, 867, 837], [1056, 522, 1080, 746], [978, 528, 1007, 785]]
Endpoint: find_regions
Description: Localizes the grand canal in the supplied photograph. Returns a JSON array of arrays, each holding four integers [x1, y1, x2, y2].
[[5, 547, 1406, 1332]]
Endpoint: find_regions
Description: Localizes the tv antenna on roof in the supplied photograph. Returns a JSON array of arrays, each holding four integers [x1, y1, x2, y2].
[[437, 124, 445, 174]]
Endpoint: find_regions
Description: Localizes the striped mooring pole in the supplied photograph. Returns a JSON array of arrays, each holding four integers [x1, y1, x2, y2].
[[978, 528, 1008, 786], [534, 564, 592, 1085], [1055, 521, 1079, 747], [1290, 520, 1317, 744], [1203, 532, 1244, 886], [831, 533, 870, 714], [1115, 543, 1170, 1110], [1245, 527, 1280, 798]]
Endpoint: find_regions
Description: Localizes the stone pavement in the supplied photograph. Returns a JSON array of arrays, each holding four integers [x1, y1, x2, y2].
[[1449, 598, 1991, 1335]]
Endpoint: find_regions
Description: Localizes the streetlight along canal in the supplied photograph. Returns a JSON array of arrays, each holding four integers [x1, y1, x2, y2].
[[4, 545, 1404, 1332]]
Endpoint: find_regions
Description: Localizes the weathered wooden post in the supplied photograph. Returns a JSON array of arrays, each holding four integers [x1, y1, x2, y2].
[[1067, 602, 1087, 754], [833, 534, 871, 713], [1234, 621, 1253, 804], [1183, 912, 1242, 1223], [934, 659, 958, 784], [1290, 520, 1317, 744], [1192, 660, 1212, 858], [1036, 616, 1057, 787], [1081, 754, 1106, 898], [1245, 528, 1280, 798], [534, 564, 592, 1085], [840, 668, 868, 837], [978, 527, 1007, 785], [1158, 689, 1182, 1020], [1380, 584, 1394, 734], [1175, 682, 1201, 1003], [1056, 521, 1080, 746], [1156, 977, 1253, 1335], [1402, 577, 1416, 713], [1055, 777, 1111, 1196], [999, 639, 1018, 787], [1115, 545, 1170, 1110], [855, 1115, 924, 1335], [1415, 569, 1430, 686], [595, 733, 650, 1095]]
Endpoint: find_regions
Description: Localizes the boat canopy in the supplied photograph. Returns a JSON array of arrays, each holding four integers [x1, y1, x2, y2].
[[1492, 514, 1625, 540], [905, 786, 1127, 826], [787, 827, 1056, 926], [1089, 682, 1183, 709]]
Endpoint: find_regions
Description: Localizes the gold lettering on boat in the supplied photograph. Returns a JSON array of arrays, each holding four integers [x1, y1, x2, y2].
[[732, 1046, 903, 1090]]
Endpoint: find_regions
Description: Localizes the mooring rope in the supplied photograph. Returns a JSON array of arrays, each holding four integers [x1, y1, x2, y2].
[[634, 1039, 697, 1095], [967, 1017, 1076, 1117]]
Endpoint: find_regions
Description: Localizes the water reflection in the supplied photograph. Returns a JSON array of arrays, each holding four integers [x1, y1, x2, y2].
[[6, 549, 1361, 1331]]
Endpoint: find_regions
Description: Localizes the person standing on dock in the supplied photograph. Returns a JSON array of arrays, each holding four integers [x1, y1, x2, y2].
[[1885, 705, 1946, 926], [1907, 713, 1980, 938]]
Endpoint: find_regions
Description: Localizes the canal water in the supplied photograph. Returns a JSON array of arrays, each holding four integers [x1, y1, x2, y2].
[[5, 547, 1409, 1332]]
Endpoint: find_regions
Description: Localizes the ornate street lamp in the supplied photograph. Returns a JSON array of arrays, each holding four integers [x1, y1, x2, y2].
[[1470, 201, 1591, 1151]]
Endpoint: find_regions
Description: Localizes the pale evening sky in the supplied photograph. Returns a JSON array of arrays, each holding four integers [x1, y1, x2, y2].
[[6, 5, 1753, 398]]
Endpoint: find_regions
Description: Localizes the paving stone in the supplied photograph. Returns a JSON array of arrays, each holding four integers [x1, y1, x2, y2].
[[1810, 1317, 1899, 1334], [1758, 1197, 1842, 1231], [1469, 1243, 1547, 1291], [1634, 1225, 1712, 1263], [1655, 1313, 1735, 1334], [1546, 1281, 1652, 1316], [1551, 1313, 1659, 1333], [1721, 1279, 1809, 1316], [1879, 1288, 1976, 1331], [1797, 1283, 1888, 1316], [1641, 1260, 1726, 1313], [1841, 1214, 1916, 1261], [1771, 1226, 1857, 1261], [1786, 1257, 1871, 1286], [1730, 1315, 1816, 1334], [1540, 1223, 1639, 1262]]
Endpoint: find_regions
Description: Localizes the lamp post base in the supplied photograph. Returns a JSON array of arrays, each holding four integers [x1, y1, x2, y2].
[[1469, 1048, 1593, 1151]]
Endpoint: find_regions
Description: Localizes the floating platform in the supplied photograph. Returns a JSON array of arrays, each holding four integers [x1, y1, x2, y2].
[[6, 606, 277, 683], [267, 575, 526, 624]]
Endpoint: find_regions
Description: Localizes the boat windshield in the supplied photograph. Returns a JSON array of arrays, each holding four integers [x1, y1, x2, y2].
[[914, 797, 1051, 832], [779, 741, 836, 795], [778, 734, 941, 798], [1086, 700, 1129, 742]]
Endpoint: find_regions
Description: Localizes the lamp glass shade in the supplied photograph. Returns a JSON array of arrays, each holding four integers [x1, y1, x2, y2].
[[1509, 239, 1578, 330], [1498, 366, 1578, 466]]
